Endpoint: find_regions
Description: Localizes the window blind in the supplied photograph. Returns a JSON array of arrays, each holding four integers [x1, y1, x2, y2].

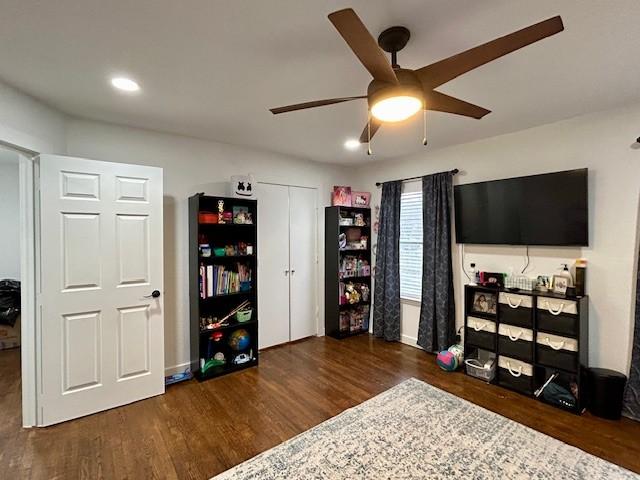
[[400, 190, 423, 301]]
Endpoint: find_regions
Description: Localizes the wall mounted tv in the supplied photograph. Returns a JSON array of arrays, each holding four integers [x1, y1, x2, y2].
[[454, 169, 588, 246]]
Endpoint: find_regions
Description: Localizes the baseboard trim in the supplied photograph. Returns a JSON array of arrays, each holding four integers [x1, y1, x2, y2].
[[164, 361, 191, 377], [400, 334, 423, 349]]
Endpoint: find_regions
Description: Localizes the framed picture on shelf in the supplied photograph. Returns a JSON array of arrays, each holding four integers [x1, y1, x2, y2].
[[536, 275, 551, 292], [352, 191, 371, 207], [471, 291, 497, 315], [332, 186, 352, 206], [552, 275, 569, 294]]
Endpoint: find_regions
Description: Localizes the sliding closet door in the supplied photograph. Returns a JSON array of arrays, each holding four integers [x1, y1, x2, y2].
[[257, 183, 290, 348], [289, 186, 317, 341]]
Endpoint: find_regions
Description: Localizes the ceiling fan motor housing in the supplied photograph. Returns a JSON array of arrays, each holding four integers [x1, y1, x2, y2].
[[367, 68, 423, 110]]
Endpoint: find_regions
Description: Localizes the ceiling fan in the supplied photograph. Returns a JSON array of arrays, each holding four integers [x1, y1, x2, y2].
[[269, 8, 564, 148]]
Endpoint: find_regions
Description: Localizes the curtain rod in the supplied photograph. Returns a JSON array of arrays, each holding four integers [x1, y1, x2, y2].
[[375, 169, 459, 187]]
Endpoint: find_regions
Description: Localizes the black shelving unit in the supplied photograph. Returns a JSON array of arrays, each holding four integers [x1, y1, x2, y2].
[[325, 206, 372, 338], [189, 194, 258, 381], [463, 284, 588, 414]]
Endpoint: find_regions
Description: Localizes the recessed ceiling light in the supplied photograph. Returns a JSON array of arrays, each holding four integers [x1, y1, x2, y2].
[[111, 76, 140, 93], [344, 139, 361, 151]]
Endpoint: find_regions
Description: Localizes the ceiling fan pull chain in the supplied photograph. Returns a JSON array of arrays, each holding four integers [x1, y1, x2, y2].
[[422, 109, 428, 146], [367, 112, 373, 155]]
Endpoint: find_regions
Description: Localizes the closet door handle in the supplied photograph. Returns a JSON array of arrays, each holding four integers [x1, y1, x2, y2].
[[284, 269, 289, 276], [291, 269, 296, 275]]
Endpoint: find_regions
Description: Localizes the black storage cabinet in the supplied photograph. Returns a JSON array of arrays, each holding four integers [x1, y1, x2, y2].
[[463, 285, 589, 414]]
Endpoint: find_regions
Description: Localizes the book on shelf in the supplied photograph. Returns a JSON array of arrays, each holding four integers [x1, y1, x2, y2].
[[199, 263, 252, 298]]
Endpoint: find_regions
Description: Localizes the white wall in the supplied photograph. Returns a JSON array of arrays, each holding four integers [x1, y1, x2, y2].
[[0, 155, 20, 279], [0, 80, 66, 154], [2, 75, 638, 376], [354, 103, 640, 374], [64, 118, 355, 373]]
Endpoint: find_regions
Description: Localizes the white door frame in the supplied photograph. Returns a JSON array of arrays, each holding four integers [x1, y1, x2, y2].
[[0, 139, 38, 427], [257, 181, 319, 339]]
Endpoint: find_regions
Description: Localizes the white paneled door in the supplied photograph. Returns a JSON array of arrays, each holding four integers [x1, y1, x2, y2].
[[38, 155, 164, 426], [258, 183, 317, 349], [289, 186, 317, 341], [257, 183, 290, 349]]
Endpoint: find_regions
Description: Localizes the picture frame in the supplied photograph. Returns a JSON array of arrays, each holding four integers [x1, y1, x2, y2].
[[535, 275, 551, 292], [552, 275, 569, 294], [471, 291, 497, 315], [352, 191, 371, 207], [332, 186, 352, 207]]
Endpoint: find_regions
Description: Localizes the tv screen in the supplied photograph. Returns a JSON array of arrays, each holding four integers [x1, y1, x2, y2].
[[454, 169, 588, 246]]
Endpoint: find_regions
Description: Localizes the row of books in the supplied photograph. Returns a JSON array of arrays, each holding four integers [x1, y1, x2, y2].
[[199, 263, 252, 298]]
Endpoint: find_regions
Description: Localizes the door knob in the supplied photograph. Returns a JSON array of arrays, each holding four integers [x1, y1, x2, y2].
[[144, 290, 161, 299], [291, 269, 296, 274], [284, 269, 289, 275]]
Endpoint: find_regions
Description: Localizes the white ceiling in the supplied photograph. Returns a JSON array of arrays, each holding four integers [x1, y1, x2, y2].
[[1, 0, 639, 165]]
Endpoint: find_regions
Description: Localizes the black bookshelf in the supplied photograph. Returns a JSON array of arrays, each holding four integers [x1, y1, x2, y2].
[[325, 206, 372, 338], [463, 284, 588, 414], [189, 194, 258, 381]]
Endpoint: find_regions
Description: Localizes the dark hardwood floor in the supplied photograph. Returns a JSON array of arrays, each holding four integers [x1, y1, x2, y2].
[[1, 335, 639, 479]]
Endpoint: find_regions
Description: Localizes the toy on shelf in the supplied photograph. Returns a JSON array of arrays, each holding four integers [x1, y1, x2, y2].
[[228, 329, 251, 351], [217, 200, 225, 224], [354, 213, 366, 226], [339, 255, 370, 279], [233, 206, 253, 224], [344, 283, 361, 304], [233, 350, 253, 365], [201, 353, 226, 375]]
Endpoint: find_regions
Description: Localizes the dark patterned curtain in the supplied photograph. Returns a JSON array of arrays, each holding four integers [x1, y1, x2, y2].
[[373, 181, 402, 341], [622, 240, 640, 421], [417, 172, 455, 353]]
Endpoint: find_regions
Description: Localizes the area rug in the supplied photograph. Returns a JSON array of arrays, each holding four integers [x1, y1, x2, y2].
[[213, 378, 639, 479]]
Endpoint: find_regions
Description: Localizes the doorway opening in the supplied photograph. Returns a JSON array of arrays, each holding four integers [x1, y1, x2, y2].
[[0, 146, 27, 426]]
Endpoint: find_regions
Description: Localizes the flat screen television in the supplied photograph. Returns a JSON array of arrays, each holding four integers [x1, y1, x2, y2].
[[454, 169, 588, 246]]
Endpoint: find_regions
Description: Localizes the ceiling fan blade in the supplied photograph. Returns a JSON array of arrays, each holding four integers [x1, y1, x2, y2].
[[359, 118, 382, 143], [416, 16, 564, 89], [328, 9, 398, 85], [269, 96, 366, 114], [425, 91, 491, 119]]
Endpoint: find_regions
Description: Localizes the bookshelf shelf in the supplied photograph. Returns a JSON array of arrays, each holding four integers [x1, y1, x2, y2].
[[189, 194, 258, 381]]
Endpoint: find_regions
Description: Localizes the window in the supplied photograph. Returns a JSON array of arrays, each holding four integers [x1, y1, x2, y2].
[[400, 190, 422, 301]]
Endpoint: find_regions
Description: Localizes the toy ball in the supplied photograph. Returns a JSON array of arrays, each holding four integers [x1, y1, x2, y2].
[[448, 343, 464, 364], [436, 350, 459, 372], [228, 329, 251, 351]]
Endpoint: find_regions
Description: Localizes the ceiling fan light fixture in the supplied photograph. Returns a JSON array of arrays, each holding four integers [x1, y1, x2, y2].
[[370, 95, 422, 122]]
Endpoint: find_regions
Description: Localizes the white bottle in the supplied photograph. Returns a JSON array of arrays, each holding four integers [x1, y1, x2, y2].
[[559, 263, 574, 287]]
